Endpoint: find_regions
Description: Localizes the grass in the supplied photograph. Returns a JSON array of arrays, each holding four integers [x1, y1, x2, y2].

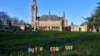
[[0, 31, 100, 56]]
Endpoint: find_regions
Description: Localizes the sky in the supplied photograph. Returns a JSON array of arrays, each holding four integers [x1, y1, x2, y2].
[[0, 0, 100, 25]]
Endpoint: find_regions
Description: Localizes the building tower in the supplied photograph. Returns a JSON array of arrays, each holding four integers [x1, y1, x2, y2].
[[31, 0, 37, 31], [63, 11, 68, 29]]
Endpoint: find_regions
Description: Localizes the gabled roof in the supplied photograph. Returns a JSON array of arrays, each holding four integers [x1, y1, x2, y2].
[[37, 14, 63, 21]]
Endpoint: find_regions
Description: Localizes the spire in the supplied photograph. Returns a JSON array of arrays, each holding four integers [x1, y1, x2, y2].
[[33, 0, 36, 2], [33, 0, 36, 3], [49, 10, 51, 15], [63, 11, 65, 18], [33, 0, 36, 6], [32, 0, 37, 10], [48, 10, 51, 20]]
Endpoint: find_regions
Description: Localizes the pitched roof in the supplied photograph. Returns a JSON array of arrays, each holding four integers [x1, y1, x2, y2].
[[37, 14, 62, 21]]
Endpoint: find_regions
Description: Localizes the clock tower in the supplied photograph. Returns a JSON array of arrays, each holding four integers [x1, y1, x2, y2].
[[31, 0, 37, 31]]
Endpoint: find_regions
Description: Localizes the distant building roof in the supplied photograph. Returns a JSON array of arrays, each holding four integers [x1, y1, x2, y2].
[[37, 14, 63, 21]]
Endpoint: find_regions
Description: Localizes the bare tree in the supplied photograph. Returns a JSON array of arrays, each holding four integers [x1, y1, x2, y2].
[[19, 20, 26, 25]]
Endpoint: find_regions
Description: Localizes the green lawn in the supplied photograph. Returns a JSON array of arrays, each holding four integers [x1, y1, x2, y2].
[[0, 31, 100, 56]]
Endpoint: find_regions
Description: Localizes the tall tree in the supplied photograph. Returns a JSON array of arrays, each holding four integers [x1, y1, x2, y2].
[[85, 2, 100, 30], [12, 17, 19, 26]]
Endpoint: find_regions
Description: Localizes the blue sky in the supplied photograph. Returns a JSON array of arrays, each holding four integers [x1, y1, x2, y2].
[[0, 0, 99, 25]]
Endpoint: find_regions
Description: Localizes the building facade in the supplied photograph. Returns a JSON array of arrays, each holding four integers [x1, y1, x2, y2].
[[31, 0, 68, 31], [70, 24, 88, 32]]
